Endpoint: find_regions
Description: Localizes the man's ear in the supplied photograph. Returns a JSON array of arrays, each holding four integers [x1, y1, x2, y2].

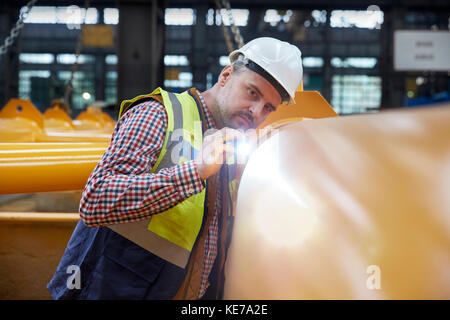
[[218, 65, 234, 87]]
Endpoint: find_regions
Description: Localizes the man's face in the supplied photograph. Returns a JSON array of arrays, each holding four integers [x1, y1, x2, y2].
[[216, 65, 283, 130]]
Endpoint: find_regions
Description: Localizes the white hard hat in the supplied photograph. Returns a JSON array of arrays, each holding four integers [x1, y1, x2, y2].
[[229, 37, 303, 104]]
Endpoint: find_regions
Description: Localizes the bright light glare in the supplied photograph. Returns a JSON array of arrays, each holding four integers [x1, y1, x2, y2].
[[23, 6, 98, 24], [207, 9, 249, 26], [303, 57, 324, 68], [104, 8, 119, 24], [331, 57, 377, 69], [237, 141, 251, 158], [241, 133, 316, 247], [165, 8, 195, 25], [82, 92, 91, 100], [19, 53, 54, 64], [330, 10, 383, 29], [219, 56, 229, 67]]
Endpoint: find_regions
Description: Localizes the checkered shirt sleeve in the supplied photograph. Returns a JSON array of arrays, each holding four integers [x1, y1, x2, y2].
[[79, 100, 204, 227]]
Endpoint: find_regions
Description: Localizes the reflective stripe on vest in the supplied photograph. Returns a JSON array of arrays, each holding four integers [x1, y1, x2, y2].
[[108, 88, 205, 269]]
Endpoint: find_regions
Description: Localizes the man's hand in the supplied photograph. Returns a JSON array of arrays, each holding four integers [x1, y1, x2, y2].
[[195, 127, 245, 180]]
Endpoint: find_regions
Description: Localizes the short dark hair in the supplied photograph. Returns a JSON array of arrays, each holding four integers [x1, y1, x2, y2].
[[231, 54, 248, 74]]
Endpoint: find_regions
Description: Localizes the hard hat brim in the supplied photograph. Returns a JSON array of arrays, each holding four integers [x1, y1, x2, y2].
[[229, 50, 242, 64]]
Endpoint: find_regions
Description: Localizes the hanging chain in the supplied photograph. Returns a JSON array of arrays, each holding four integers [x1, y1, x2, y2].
[[0, 0, 37, 57], [215, 0, 234, 53], [220, 0, 244, 48], [64, 0, 92, 105]]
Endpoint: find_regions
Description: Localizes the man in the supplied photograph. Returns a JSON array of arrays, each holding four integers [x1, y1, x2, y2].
[[47, 37, 303, 299]]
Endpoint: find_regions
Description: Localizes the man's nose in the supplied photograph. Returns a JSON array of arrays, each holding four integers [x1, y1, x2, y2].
[[248, 101, 265, 121]]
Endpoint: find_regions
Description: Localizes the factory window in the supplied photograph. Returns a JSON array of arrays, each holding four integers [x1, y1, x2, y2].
[[330, 9, 383, 29], [23, 6, 98, 24], [19, 53, 54, 64], [104, 8, 119, 25], [165, 8, 196, 25], [105, 71, 117, 105], [18, 70, 51, 100], [331, 57, 378, 69], [311, 10, 327, 26], [56, 54, 95, 64], [164, 72, 193, 88], [105, 55, 118, 65], [58, 71, 95, 110], [164, 55, 189, 66], [303, 75, 323, 92], [405, 12, 442, 29], [221, 55, 322, 68], [206, 9, 249, 26], [331, 75, 381, 114], [219, 56, 229, 67], [303, 57, 324, 68], [263, 9, 293, 26], [206, 9, 214, 26]]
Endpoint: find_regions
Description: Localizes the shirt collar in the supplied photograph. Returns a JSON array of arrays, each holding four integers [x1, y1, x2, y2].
[[194, 89, 217, 130]]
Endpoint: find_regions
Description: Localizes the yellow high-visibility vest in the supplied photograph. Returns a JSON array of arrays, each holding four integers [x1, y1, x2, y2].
[[109, 87, 206, 268]]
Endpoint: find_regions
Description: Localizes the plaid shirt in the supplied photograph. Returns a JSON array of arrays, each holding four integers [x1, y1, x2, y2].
[[79, 90, 221, 298]]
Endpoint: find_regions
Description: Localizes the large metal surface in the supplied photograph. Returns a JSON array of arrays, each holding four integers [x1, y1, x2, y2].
[[224, 105, 450, 299]]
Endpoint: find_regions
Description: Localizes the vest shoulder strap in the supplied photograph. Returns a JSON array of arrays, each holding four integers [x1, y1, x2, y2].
[[118, 89, 164, 120]]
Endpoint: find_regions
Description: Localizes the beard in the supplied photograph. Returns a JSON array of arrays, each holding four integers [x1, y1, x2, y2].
[[215, 81, 254, 130], [217, 102, 254, 130], [231, 110, 254, 130], [216, 97, 235, 129]]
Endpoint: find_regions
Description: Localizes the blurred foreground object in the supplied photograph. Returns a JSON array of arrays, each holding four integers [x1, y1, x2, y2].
[[224, 104, 450, 299]]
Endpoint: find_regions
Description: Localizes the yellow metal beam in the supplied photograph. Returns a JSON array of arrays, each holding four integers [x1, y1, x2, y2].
[[38, 131, 112, 143], [0, 212, 79, 223], [0, 142, 107, 158], [0, 142, 108, 150], [0, 159, 101, 194]]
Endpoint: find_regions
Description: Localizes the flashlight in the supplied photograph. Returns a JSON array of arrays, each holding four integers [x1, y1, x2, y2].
[[226, 137, 255, 166], [237, 140, 252, 158]]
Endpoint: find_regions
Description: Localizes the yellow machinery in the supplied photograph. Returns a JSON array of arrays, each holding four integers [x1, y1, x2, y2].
[[74, 106, 116, 132], [0, 99, 111, 194], [0, 212, 79, 299], [224, 104, 450, 299], [0, 143, 107, 194], [0, 99, 44, 142], [258, 90, 338, 128], [43, 105, 75, 131], [0, 98, 114, 143], [0, 98, 110, 298]]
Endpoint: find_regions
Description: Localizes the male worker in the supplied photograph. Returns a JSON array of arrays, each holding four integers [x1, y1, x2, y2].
[[47, 37, 303, 299]]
